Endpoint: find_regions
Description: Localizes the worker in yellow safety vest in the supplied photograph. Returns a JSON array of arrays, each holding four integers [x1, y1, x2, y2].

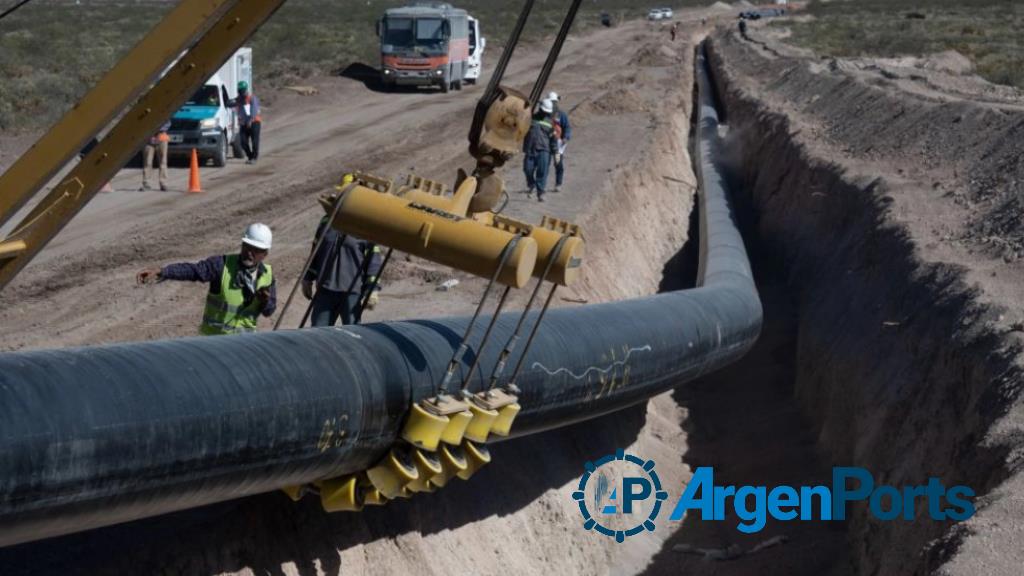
[[136, 223, 276, 335]]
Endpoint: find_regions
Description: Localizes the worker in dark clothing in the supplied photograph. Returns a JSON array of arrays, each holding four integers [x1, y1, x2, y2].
[[136, 223, 276, 335], [301, 216, 383, 327], [234, 81, 262, 164], [523, 98, 558, 203], [739, 19, 748, 38]]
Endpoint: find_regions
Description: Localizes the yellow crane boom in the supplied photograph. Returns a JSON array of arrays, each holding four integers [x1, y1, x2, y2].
[[0, 0, 288, 291]]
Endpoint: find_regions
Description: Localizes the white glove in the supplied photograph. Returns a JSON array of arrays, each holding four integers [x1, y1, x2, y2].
[[366, 290, 380, 310]]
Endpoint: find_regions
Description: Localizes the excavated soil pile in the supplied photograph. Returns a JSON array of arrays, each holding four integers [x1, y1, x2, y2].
[[704, 29, 1024, 576], [630, 44, 681, 68], [574, 85, 651, 120], [920, 50, 975, 75]]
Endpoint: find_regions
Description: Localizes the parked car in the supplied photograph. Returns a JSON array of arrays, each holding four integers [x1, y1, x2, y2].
[[166, 48, 251, 167], [660, 8, 674, 19], [647, 8, 664, 21]]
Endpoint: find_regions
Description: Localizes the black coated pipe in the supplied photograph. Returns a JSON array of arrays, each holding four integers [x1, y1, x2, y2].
[[0, 44, 759, 548]]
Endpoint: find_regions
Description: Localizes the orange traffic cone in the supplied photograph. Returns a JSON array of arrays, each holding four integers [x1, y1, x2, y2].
[[188, 148, 202, 193]]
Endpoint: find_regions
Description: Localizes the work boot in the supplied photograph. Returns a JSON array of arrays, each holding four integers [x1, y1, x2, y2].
[[140, 182, 152, 191], [526, 188, 534, 199], [245, 159, 254, 165], [537, 193, 546, 203], [160, 184, 168, 192], [553, 186, 561, 193]]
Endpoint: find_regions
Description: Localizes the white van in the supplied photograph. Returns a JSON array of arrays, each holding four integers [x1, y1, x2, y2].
[[465, 16, 485, 85]]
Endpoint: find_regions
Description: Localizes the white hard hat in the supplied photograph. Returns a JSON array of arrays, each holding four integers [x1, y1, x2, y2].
[[242, 223, 272, 250], [540, 98, 555, 114], [547, 91, 560, 102]]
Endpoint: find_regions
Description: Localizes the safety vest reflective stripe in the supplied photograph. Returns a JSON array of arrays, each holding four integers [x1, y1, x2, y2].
[[200, 317, 257, 334], [204, 293, 261, 317]]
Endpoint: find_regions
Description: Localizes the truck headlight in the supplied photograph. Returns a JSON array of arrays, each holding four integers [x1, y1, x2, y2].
[[435, 69, 444, 76], [199, 118, 218, 129]]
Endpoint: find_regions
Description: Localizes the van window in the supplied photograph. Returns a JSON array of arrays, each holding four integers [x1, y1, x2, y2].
[[383, 17, 414, 46], [383, 17, 446, 47], [415, 18, 445, 45], [469, 21, 477, 52]]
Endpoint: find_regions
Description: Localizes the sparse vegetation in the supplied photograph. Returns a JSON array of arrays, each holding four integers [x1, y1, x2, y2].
[[781, 0, 1024, 89], [0, 0, 705, 133]]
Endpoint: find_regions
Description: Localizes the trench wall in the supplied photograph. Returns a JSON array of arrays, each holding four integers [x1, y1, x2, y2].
[[707, 32, 1024, 576]]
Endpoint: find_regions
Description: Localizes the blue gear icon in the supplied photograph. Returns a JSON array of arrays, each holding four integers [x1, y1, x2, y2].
[[571, 448, 669, 543]]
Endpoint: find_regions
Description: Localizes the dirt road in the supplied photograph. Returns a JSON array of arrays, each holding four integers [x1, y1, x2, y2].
[[0, 15, 704, 351]]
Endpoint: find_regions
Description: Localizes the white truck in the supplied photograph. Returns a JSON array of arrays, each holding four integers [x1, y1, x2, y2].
[[465, 15, 485, 85], [166, 48, 253, 167]]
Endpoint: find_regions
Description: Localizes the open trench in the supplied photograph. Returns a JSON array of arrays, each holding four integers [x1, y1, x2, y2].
[[642, 35, 1024, 576]]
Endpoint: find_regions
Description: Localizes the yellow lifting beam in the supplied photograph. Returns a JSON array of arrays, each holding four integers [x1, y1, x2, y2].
[[0, 0, 289, 290]]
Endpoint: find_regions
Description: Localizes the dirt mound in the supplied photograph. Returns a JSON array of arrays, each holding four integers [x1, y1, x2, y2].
[[709, 1, 734, 11], [920, 49, 975, 75], [630, 43, 680, 67], [733, 0, 754, 7], [573, 86, 651, 122]]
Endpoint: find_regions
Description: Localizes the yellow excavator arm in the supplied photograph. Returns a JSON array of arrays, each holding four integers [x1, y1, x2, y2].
[[0, 0, 288, 291]]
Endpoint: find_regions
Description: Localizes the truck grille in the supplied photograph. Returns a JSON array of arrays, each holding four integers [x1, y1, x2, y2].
[[397, 59, 432, 69], [170, 118, 199, 131]]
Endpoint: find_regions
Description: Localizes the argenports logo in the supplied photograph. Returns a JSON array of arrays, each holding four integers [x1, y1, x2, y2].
[[572, 449, 669, 542], [575, 455, 976, 540]]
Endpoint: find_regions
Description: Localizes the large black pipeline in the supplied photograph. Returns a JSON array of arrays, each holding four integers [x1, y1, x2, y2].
[[0, 44, 758, 548]]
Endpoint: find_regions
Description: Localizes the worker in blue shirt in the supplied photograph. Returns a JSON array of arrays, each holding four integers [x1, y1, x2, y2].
[[546, 91, 573, 193], [523, 99, 559, 202]]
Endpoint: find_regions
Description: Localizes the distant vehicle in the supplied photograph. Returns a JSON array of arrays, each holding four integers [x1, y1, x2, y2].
[[166, 48, 251, 167], [377, 3, 471, 93], [660, 8, 674, 19], [647, 8, 664, 21], [465, 15, 485, 85], [600, 12, 613, 27]]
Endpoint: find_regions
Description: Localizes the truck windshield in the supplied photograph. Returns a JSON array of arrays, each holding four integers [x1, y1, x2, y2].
[[186, 85, 220, 107], [383, 17, 446, 49]]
